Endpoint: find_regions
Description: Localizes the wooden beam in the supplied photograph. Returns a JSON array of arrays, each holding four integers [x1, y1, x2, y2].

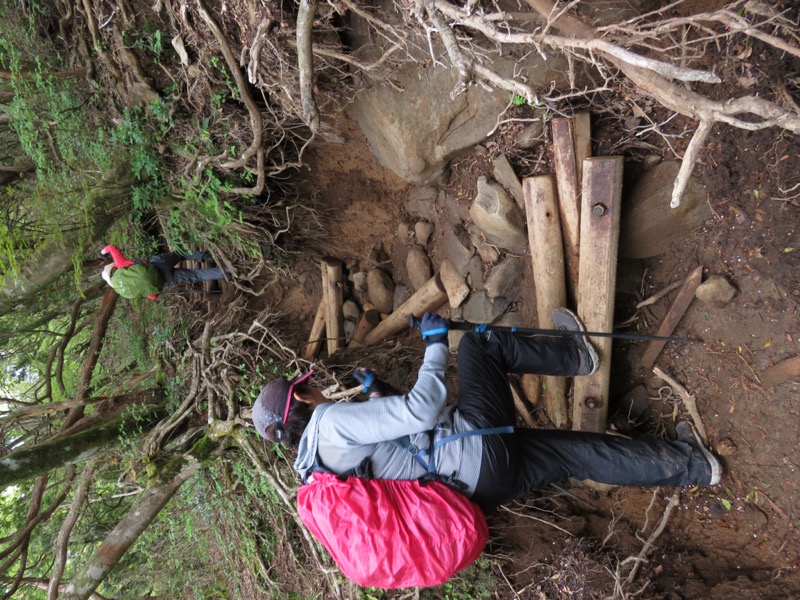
[[509, 378, 537, 428], [364, 275, 447, 344], [322, 257, 345, 356], [572, 112, 592, 184], [349, 309, 381, 346], [573, 157, 624, 433], [552, 112, 592, 304], [523, 175, 569, 427], [303, 298, 326, 360], [639, 266, 703, 370], [551, 117, 581, 301]]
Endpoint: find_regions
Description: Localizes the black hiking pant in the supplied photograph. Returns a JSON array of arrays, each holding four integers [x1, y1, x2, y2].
[[454, 330, 713, 510], [147, 251, 225, 287]]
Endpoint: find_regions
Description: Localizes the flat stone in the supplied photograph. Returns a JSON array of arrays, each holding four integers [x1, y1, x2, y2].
[[485, 258, 525, 302], [367, 268, 395, 313], [468, 254, 485, 291], [350, 271, 369, 305], [695, 275, 737, 307], [495, 312, 526, 328], [447, 329, 468, 353], [515, 120, 545, 149], [442, 225, 475, 276], [469, 226, 500, 264], [492, 154, 525, 210], [343, 299, 360, 321], [397, 221, 414, 244], [414, 221, 434, 246], [462, 291, 510, 324], [469, 176, 527, 253], [406, 186, 439, 222], [440, 259, 470, 308], [393, 284, 411, 311], [406, 246, 432, 291]]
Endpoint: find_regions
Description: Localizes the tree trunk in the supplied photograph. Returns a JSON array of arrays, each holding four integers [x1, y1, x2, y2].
[[0, 395, 164, 490], [60, 456, 203, 600], [0, 161, 132, 314]]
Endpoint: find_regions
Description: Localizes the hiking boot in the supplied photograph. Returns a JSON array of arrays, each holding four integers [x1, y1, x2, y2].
[[676, 420, 723, 485], [551, 308, 599, 376]]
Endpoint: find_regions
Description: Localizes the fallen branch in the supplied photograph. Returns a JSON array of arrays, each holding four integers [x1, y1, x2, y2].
[[653, 366, 707, 443], [297, 0, 321, 134]]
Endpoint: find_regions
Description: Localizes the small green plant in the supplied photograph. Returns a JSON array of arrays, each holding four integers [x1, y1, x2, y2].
[[509, 92, 528, 106], [209, 55, 240, 101]]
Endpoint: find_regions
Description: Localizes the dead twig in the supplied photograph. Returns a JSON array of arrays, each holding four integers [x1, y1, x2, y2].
[[652, 367, 707, 443], [624, 488, 680, 583]]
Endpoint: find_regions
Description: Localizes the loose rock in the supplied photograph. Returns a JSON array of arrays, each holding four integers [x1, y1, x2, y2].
[[343, 300, 360, 321], [515, 121, 545, 149], [695, 275, 737, 307], [468, 255, 485, 291], [397, 222, 413, 243], [469, 176, 527, 253], [442, 225, 475, 275], [414, 221, 434, 246], [350, 271, 369, 305], [406, 246, 432, 291], [469, 227, 500, 264], [367, 268, 395, 313], [440, 260, 470, 308], [485, 258, 525, 302], [393, 285, 411, 312], [462, 291, 510, 324]]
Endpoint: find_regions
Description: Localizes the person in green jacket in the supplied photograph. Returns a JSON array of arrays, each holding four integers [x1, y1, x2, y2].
[[100, 244, 226, 299]]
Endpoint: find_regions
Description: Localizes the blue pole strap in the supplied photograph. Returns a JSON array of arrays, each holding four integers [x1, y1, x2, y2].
[[421, 327, 449, 339], [360, 371, 375, 394]]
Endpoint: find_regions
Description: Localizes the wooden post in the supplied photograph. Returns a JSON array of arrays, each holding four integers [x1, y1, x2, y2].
[[573, 157, 624, 433], [639, 266, 703, 370], [509, 378, 537, 428], [364, 275, 447, 344], [322, 257, 345, 356], [523, 175, 569, 427], [349, 309, 381, 346], [552, 112, 592, 303], [304, 299, 326, 360]]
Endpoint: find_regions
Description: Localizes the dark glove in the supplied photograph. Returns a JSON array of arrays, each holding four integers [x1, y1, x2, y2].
[[353, 368, 402, 397], [353, 367, 377, 393], [420, 311, 449, 346]]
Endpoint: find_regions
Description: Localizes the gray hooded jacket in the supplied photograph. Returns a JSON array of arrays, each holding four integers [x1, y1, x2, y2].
[[293, 344, 484, 496]]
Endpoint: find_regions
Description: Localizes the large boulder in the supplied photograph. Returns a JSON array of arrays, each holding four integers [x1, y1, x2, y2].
[[347, 52, 568, 184]]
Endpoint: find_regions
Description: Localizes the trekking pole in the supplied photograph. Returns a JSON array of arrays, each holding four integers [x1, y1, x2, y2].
[[159, 290, 222, 296], [407, 315, 701, 343]]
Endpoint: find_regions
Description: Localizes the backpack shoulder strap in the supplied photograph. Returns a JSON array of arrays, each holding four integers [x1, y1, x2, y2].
[[391, 426, 514, 476]]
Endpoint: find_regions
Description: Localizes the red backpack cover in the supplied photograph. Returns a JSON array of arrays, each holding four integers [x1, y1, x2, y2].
[[297, 472, 488, 588]]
